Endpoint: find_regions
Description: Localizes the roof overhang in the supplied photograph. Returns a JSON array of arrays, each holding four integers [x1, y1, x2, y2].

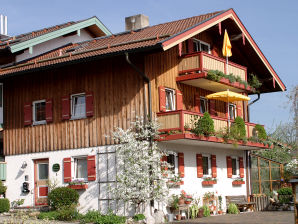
[[9, 17, 112, 54], [161, 9, 286, 92]]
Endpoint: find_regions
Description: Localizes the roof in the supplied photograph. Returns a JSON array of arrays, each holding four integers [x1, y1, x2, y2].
[[0, 9, 286, 92]]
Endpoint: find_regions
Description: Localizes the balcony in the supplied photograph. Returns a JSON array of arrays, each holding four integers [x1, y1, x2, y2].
[[157, 110, 269, 149], [177, 52, 252, 92]]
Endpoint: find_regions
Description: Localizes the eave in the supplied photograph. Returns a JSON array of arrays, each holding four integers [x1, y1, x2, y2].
[[9, 17, 112, 54]]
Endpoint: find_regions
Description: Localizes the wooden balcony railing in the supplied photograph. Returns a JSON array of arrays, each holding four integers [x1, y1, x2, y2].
[[157, 110, 257, 139], [178, 52, 247, 81]]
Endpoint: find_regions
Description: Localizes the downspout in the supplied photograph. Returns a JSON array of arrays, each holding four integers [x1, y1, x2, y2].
[[247, 93, 260, 122], [125, 52, 152, 121]]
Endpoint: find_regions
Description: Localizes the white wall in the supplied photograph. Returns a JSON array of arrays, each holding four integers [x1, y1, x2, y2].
[[16, 29, 93, 62], [158, 142, 247, 212]]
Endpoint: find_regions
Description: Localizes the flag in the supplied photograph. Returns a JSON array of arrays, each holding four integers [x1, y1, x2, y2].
[[222, 29, 232, 57]]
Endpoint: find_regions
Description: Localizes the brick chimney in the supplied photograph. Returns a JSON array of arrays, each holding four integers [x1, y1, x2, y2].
[[125, 14, 149, 31]]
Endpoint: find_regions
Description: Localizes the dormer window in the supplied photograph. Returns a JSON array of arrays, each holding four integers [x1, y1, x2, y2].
[[193, 39, 210, 54]]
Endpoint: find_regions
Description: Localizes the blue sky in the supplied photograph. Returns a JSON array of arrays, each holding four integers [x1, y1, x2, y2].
[[1, 0, 297, 132]]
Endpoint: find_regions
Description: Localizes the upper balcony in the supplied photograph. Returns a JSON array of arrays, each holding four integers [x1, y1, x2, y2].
[[157, 110, 269, 149], [177, 52, 254, 92]]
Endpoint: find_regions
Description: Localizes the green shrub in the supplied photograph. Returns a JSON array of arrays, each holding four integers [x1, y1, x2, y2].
[[94, 213, 126, 224], [0, 198, 10, 213], [255, 124, 267, 140], [248, 74, 262, 90], [133, 213, 146, 221], [80, 210, 102, 223], [192, 112, 215, 136], [48, 187, 79, 210], [57, 206, 80, 221], [0, 181, 7, 195], [230, 116, 246, 140], [277, 187, 292, 195], [38, 211, 59, 220], [228, 203, 239, 214], [202, 205, 210, 217]]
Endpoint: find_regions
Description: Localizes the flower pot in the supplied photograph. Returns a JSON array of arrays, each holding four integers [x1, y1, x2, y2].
[[178, 198, 185, 205], [176, 214, 182, 220], [68, 184, 88, 190], [185, 200, 191, 204], [218, 210, 223, 214], [198, 208, 204, 218], [232, 181, 245, 185]]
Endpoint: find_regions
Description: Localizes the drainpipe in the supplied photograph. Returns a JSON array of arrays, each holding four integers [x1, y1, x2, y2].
[[245, 150, 251, 201], [125, 52, 152, 121], [247, 93, 260, 122]]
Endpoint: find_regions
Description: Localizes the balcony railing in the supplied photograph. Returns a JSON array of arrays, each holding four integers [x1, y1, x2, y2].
[[157, 110, 258, 139], [178, 52, 247, 81]]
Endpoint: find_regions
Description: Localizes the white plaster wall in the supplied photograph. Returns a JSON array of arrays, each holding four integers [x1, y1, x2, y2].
[[16, 29, 93, 62], [158, 142, 247, 212], [5, 146, 100, 213]]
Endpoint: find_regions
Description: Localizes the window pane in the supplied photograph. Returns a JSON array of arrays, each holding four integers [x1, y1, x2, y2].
[[260, 168, 270, 181], [251, 157, 258, 168], [165, 90, 174, 111], [252, 181, 260, 194], [272, 181, 280, 191], [200, 99, 207, 113], [271, 162, 280, 168], [232, 158, 237, 175], [203, 157, 209, 175], [261, 181, 270, 194], [167, 154, 175, 171], [251, 168, 259, 180], [35, 102, 46, 121], [76, 158, 87, 179], [201, 43, 209, 53], [0, 85, 2, 107], [72, 95, 86, 118], [260, 159, 269, 167], [271, 168, 281, 180], [38, 164, 49, 180], [229, 105, 235, 120]]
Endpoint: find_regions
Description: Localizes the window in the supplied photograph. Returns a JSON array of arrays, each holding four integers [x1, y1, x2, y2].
[[229, 103, 236, 120], [71, 93, 86, 119], [165, 88, 175, 111], [33, 100, 46, 125], [202, 155, 211, 176], [167, 154, 176, 172], [193, 39, 210, 54], [200, 97, 208, 113], [38, 163, 49, 180], [74, 157, 88, 180], [231, 157, 239, 176]]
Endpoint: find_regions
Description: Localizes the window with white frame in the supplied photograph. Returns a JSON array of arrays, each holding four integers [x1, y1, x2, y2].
[[33, 100, 46, 125], [74, 157, 88, 180], [167, 154, 176, 172], [202, 154, 211, 176], [71, 93, 86, 119], [200, 97, 208, 113], [231, 157, 239, 176], [165, 88, 175, 111], [193, 39, 210, 54], [229, 103, 236, 120]]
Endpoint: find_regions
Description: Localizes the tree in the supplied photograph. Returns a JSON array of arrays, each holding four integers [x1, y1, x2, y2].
[[110, 118, 170, 212], [286, 85, 298, 146]]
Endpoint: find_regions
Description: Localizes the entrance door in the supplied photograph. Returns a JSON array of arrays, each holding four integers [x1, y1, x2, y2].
[[34, 159, 49, 206]]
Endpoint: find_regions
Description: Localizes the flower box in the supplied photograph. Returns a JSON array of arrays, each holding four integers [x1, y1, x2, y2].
[[202, 180, 217, 186], [68, 184, 88, 190], [232, 181, 245, 185]]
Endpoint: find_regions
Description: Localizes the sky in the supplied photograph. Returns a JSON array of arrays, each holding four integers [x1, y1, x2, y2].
[[1, 0, 298, 132]]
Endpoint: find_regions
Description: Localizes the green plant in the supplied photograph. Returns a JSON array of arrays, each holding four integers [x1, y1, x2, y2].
[[202, 205, 210, 217], [38, 210, 60, 220], [190, 204, 199, 219], [277, 187, 292, 195], [218, 195, 222, 211], [228, 203, 239, 214], [56, 205, 80, 221], [0, 181, 7, 195], [203, 177, 217, 182], [11, 199, 24, 208], [48, 186, 79, 210], [0, 198, 10, 213], [255, 124, 267, 140], [230, 116, 246, 140], [248, 74, 262, 90], [192, 112, 215, 136], [170, 194, 179, 210], [133, 214, 146, 221]]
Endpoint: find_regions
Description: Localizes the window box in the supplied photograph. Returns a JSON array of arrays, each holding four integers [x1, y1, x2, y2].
[[68, 184, 88, 190], [232, 181, 245, 185], [202, 180, 217, 186]]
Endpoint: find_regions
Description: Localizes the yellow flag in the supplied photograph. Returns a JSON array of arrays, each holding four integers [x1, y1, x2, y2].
[[222, 29, 232, 57]]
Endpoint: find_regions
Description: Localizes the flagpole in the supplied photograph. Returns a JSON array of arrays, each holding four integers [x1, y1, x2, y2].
[[226, 56, 229, 74]]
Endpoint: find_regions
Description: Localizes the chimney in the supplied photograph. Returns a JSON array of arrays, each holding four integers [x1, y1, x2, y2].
[[0, 15, 7, 36], [125, 14, 149, 31]]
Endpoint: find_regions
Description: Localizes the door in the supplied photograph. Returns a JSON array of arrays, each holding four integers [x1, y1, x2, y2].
[[34, 159, 49, 206]]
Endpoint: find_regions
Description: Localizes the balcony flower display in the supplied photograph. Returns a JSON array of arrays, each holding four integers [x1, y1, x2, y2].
[[232, 178, 245, 185], [202, 177, 217, 186], [68, 179, 88, 190]]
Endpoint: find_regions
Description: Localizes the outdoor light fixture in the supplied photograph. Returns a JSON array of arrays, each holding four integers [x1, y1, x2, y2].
[[21, 161, 27, 169]]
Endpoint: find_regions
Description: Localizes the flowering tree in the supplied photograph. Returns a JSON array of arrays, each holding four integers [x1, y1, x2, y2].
[[110, 118, 170, 211]]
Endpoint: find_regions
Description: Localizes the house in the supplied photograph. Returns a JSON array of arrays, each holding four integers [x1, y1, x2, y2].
[[0, 9, 285, 215]]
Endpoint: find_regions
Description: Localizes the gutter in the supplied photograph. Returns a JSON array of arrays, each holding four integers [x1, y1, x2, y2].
[[125, 52, 152, 121], [247, 93, 260, 122]]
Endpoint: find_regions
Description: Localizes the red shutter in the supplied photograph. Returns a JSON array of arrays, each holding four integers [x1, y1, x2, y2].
[[45, 99, 53, 123], [63, 158, 72, 183], [209, 100, 216, 115], [239, 157, 244, 178], [211, 155, 217, 178], [24, 102, 32, 126], [227, 156, 232, 178], [159, 86, 166, 112], [176, 90, 183, 110], [187, 39, 193, 53], [86, 91, 94, 117], [178, 153, 185, 178], [87, 155, 96, 181], [194, 94, 200, 113], [236, 103, 242, 118], [196, 154, 203, 178], [61, 96, 70, 120]]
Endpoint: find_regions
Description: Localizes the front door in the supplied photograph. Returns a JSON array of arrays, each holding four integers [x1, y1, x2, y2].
[[34, 159, 49, 206]]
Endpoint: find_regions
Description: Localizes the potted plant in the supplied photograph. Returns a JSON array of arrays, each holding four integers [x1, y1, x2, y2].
[[202, 177, 217, 186], [68, 179, 88, 190], [185, 194, 193, 204], [168, 174, 183, 188], [218, 195, 223, 214], [232, 177, 245, 185], [169, 194, 179, 213]]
